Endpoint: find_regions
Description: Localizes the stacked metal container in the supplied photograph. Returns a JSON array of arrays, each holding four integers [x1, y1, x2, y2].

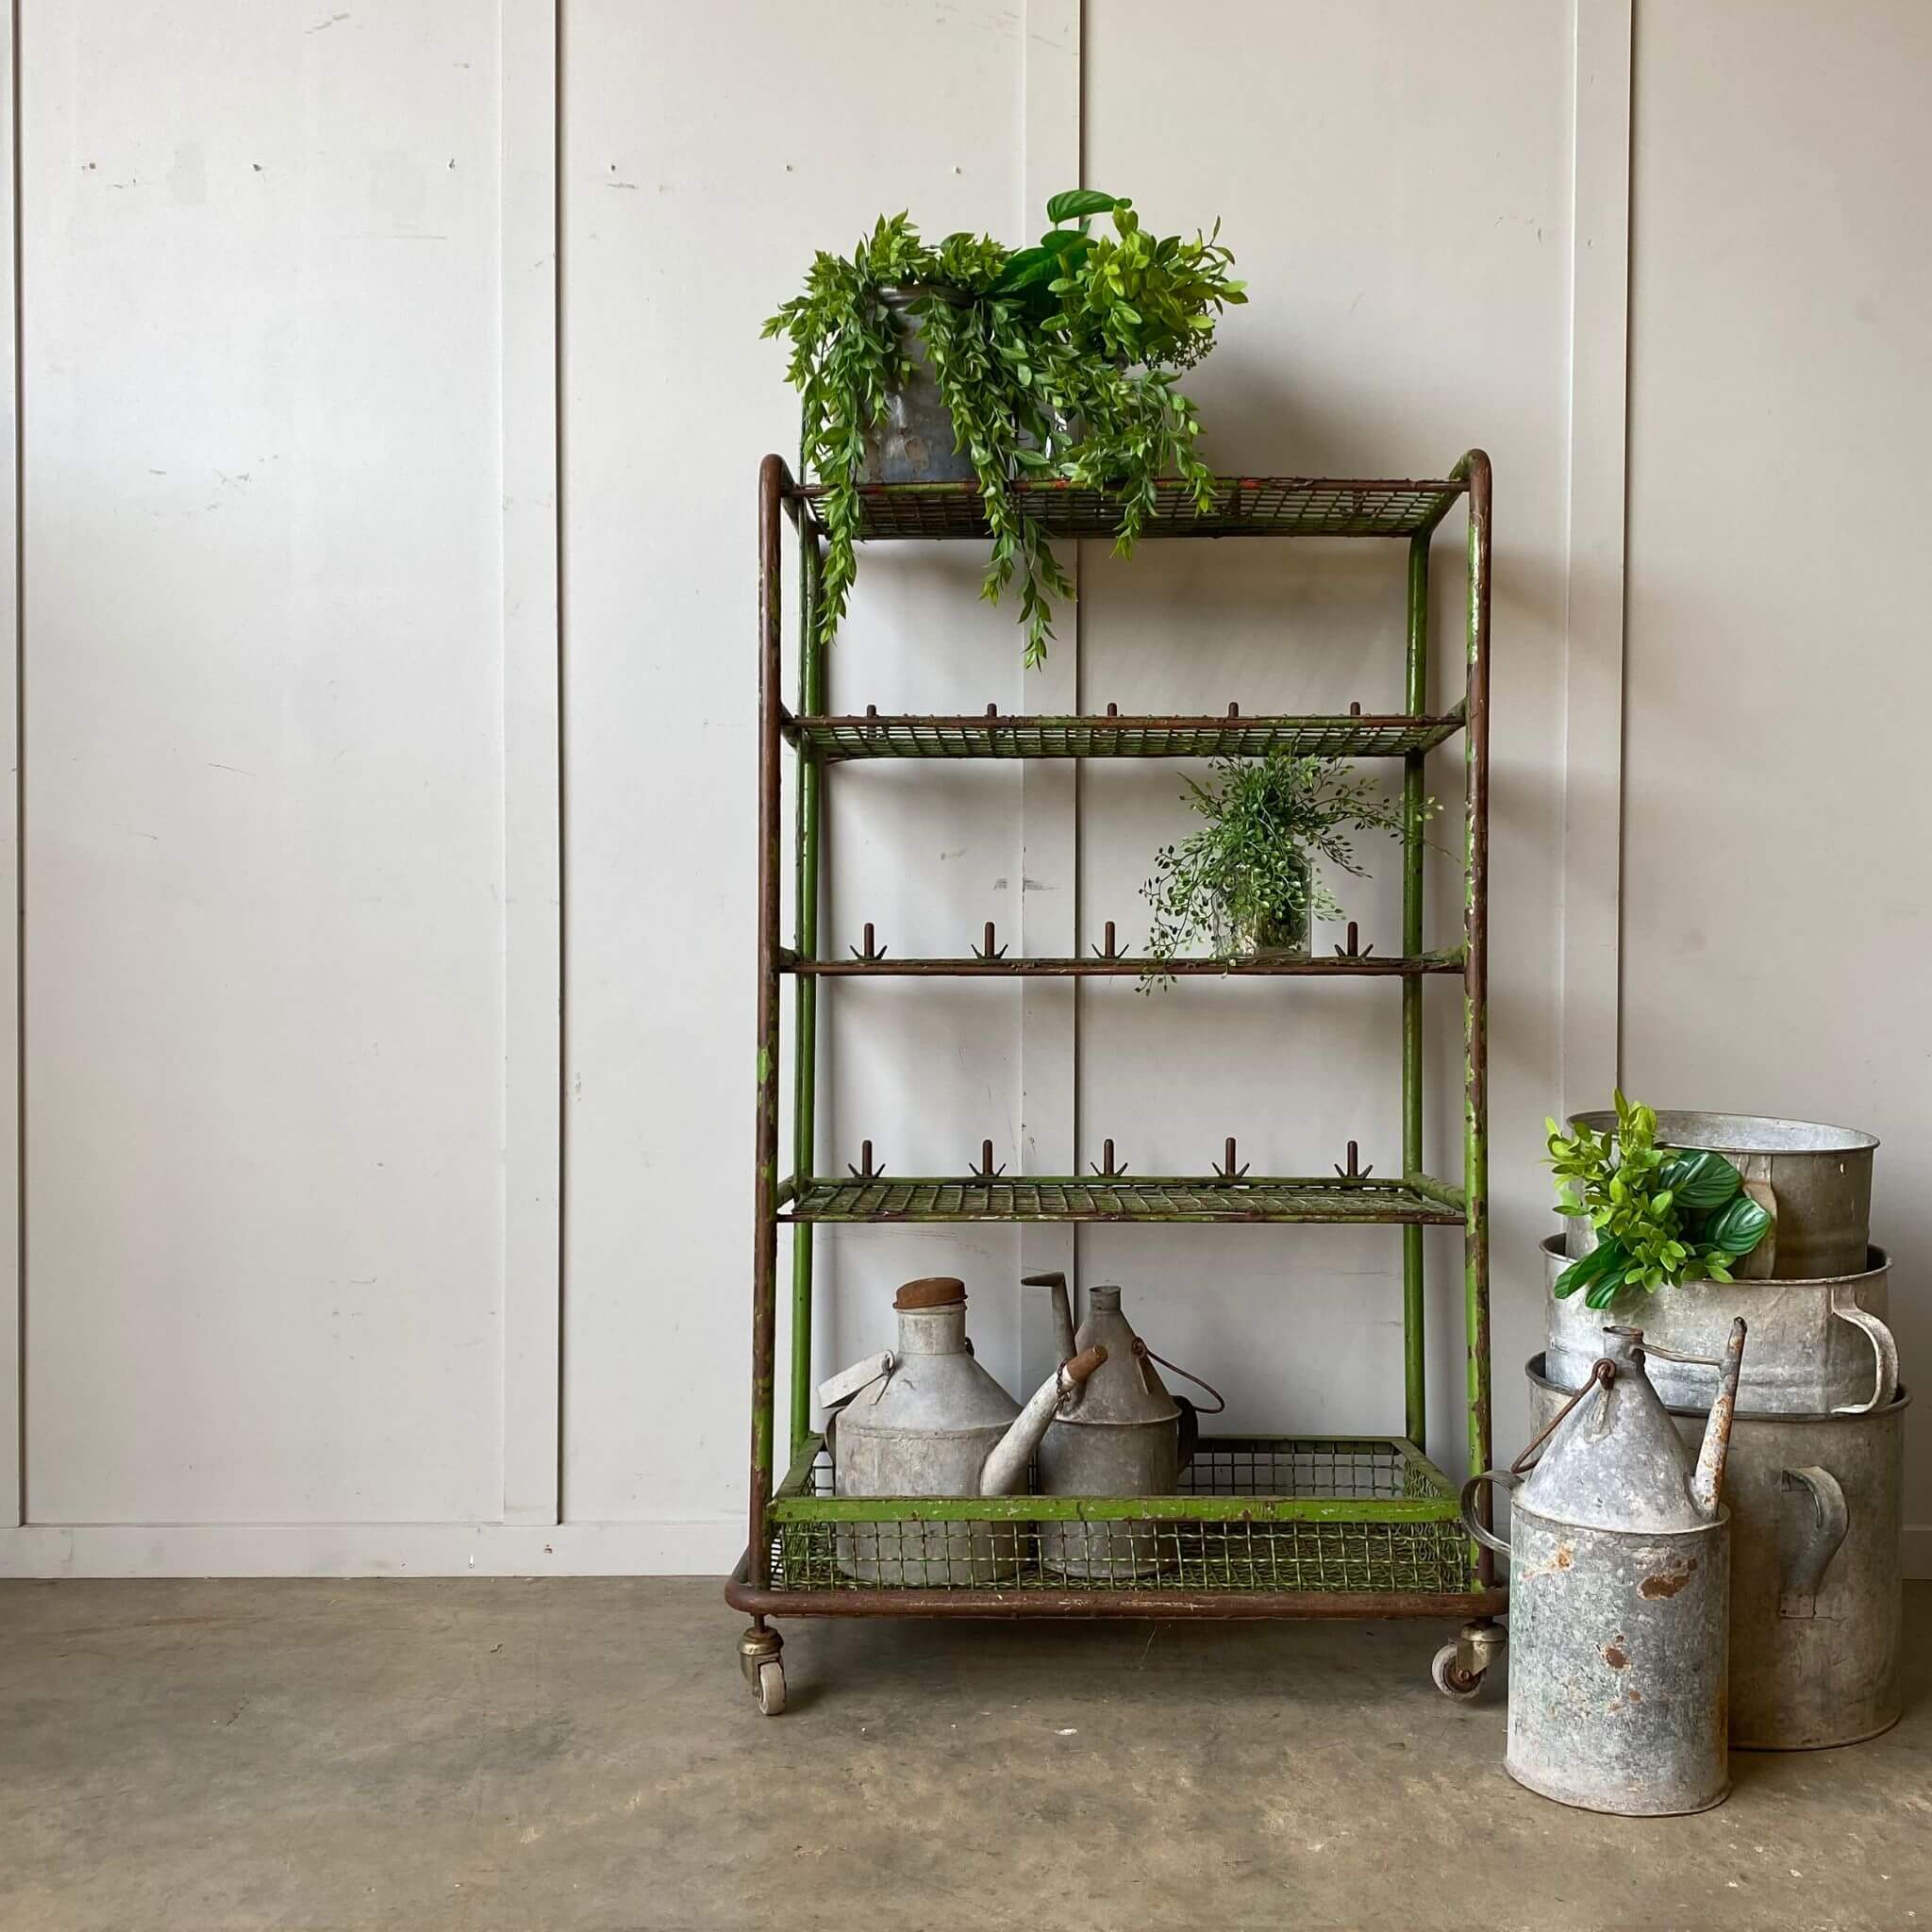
[[1530, 1112, 1903, 1750]]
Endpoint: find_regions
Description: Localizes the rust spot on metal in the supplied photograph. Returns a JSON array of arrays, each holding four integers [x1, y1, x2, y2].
[[1626, 1688, 1642, 1703], [1639, 1559, 1696, 1600], [1555, 1544, 1573, 1569], [1604, 1643, 1628, 1670]]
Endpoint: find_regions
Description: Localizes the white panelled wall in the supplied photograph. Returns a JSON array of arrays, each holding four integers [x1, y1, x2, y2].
[[1, 1, 1925, 1576]]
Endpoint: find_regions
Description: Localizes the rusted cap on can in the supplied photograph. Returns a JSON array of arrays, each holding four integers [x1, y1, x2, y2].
[[894, 1276, 966, 1310]]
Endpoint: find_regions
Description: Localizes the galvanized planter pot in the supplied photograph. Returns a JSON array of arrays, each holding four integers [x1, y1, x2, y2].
[[1526, 1355, 1906, 1750], [860, 289, 976, 486], [1542, 1235, 1898, 1416], [1562, 1110, 1876, 1281]]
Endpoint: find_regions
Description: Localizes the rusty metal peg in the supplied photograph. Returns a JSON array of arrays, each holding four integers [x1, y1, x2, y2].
[[1091, 920, 1124, 961], [1089, 1139, 1129, 1179], [1333, 920, 1375, 960], [846, 1140, 886, 1181], [971, 921, 1008, 961], [849, 922, 888, 962], [1333, 1140, 1374, 1182], [969, 1140, 1007, 1179], [1212, 1137, 1250, 1180]]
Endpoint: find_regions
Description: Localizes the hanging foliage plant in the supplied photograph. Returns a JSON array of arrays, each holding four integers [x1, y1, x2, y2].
[[1137, 752, 1425, 991], [763, 191, 1246, 666], [1546, 1091, 1774, 1307]]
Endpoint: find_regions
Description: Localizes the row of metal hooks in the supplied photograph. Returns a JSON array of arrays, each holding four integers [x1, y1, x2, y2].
[[843, 1138, 1378, 1184], [849, 920, 1378, 962]]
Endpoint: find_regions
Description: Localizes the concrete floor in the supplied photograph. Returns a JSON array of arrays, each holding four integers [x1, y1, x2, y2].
[[2, 1580, 1928, 1930]]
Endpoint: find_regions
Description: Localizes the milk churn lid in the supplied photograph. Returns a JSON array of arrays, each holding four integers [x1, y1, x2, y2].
[[895, 1276, 966, 1310], [1516, 1326, 1707, 1533]]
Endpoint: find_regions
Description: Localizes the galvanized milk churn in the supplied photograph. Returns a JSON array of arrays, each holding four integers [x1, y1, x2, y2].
[[1024, 1273, 1224, 1578], [817, 1277, 1106, 1584], [1462, 1320, 1747, 1815]]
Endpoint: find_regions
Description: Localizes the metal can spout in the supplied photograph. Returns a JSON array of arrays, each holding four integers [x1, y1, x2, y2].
[[1690, 1317, 1748, 1521], [977, 1344, 1107, 1497]]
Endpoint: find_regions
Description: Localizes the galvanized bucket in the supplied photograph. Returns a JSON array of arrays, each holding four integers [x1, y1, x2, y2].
[[1526, 1355, 1906, 1750], [860, 289, 976, 485], [1543, 1235, 1898, 1416], [1563, 1110, 1876, 1281]]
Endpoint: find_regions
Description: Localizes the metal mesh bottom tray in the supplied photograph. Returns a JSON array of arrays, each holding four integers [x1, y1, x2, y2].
[[769, 1437, 1475, 1596]]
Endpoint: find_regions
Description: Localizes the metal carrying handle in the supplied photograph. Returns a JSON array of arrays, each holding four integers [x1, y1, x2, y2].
[[1458, 1470, 1519, 1557], [816, 1351, 894, 1410], [1458, 1357, 1619, 1558], [1829, 1283, 1899, 1415], [1776, 1465, 1850, 1619], [1134, 1339, 1227, 1414]]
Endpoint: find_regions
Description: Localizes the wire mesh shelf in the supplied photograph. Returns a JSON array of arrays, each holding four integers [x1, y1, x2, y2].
[[787, 712, 1463, 761], [790, 475, 1466, 542], [780, 1175, 1464, 1224], [791, 951, 1465, 978], [768, 1436, 1475, 1596]]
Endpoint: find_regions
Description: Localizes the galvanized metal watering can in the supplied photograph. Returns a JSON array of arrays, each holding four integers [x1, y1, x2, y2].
[[1024, 1273, 1224, 1578], [818, 1276, 1106, 1584], [1462, 1319, 1747, 1816]]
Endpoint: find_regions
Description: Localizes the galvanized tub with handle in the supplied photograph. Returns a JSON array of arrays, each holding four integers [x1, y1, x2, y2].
[[1563, 1111, 1876, 1281], [1526, 1353, 1905, 1750], [1543, 1235, 1898, 1416]]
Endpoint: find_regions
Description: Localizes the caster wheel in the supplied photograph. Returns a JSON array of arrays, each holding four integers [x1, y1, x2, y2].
[[756, 1657, 787, 1716], [1431, 1641, 1485, 1701]]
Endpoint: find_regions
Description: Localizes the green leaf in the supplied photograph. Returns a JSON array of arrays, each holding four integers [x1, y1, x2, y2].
[[1657, 1147, 1742, 1213], [991, 247, 1060, 293], [1046, 189, 1119, 223], [1704, 1193, 1772, 1257], [1553, 1239, 1624, 1302]]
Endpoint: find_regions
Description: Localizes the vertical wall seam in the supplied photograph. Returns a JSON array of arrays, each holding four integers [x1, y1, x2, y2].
[[500, 0, 564, 1526], [1016, 0, 1082, 1394], [8, 0, 21, 1529], [551, 0, 567, 1524], [1558, 0, 1633, 1115]]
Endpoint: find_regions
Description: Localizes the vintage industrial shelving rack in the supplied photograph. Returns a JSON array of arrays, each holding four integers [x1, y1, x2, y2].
[[726, 451, 1501, 1714]]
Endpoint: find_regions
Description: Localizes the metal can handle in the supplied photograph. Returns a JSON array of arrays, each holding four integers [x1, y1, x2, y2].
[[1458, 1469, 1519, 1557], [1777, 1465, 1850, 1618], [1828, 1284, 1899, 1415]]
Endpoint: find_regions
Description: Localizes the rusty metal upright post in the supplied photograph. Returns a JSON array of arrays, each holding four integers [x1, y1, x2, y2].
[[1460, 449, 1493, 1585], [748, 454, 786, 1591], [1401, 532, 1430, 1452], [789, 524, 824, 1458]]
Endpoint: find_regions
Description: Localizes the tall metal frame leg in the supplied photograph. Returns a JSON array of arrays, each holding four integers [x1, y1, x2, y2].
[[748, 456, 786, 1592], [789, 537, 824, 1457], [1401, 534, 1430, 1452], [1460, 451, 1494, 1586]]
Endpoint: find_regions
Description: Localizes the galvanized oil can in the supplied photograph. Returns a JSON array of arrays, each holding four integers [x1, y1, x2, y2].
[[1023, 1274, 1222, 1579], [1463, 1320, 1746, 1815]]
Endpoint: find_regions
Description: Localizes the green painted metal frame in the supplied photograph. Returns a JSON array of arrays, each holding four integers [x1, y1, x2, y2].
[[734, 452, 1494, 1618]]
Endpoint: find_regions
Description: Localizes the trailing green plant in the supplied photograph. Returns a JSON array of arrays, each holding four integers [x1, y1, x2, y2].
[[1545, 1091, 1774, 1307], [763, 191, 1245, 666], [1138, 752, 1427, 991]]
